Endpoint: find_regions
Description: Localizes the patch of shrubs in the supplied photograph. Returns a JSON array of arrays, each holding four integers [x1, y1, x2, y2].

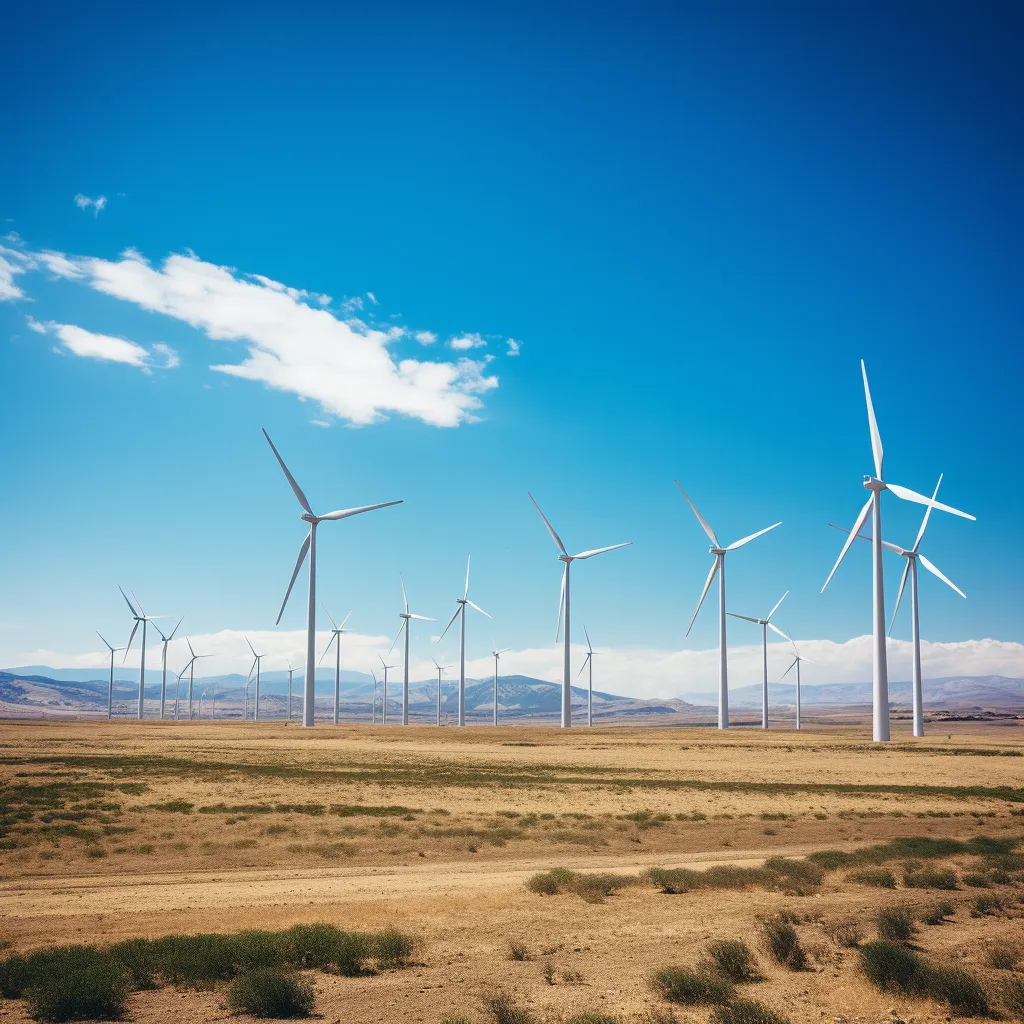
[[484, 990, 534, 1024], [920, 901, 955, 926], [647, 858, 822, 896], [848, 868, 896, 889], [712, 999, 790, 1024], [904, 867, 958, 890], [702, 940, 760, 983], [759, 917, 807, 971], [24, 962, 130, 1023], [808, 834, 1016, 871], [650, 967, 734, 1005], [877, 906, 916, 942], [525, 868, 640, 903], [226, 968, 314, 1018]]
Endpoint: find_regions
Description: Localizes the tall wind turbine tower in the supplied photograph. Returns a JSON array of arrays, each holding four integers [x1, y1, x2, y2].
[[377, 654, 396, 725], [677, 484, 781, 730], [370, 668, 379, 724], [438, 556, 491, 727], [431, 658, 451, 726], [528, 493, 631, 728], [286, 663, 295, 723], [179, 638, 213, 720], [320, 606, 353, 726], [576, 624, 595, 727], [120, 587, 164, 720], [490, 639, 509, 726], [727, 592, 791, 729], [263, 428, 402, 727], [96, 632, 124, 720], [822, 362, 974, 742], [390, 575, 434, 726], [245, 638, 264, 721], [152, 617, 184, 720], [780, 638, 813, 730]]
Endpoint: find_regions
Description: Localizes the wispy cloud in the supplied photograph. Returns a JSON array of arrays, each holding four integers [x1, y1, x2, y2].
[[0, 245, 32, 300], [414, 330, 437, 346], [28, 247, 499, 427], [506, 338, 521, 356], [29, 318, 179, 373], [74, 194, 107, 216], [448, 332, 486, 351]]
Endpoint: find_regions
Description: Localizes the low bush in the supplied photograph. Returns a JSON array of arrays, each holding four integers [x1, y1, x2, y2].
[[702, 940, 759, 983], [985, 940, 1021, 970], [225, 968, 314, 1018], [524, 868, 637, 902], [848, 868, 897, 889], [809, 835, 1016, 871], [824, 920, 863, 948], [927, 966, 991, 1017], [526, 868, 574, 895], [920, 901, 955, 926], [972, 894, 1004, 917], [647, 858, 821, 896], [963, 873, 991, 888], [485, 990, 534, 1024], [563, 1015, 619, 1024], [712, 999, 790, 1024], [24, 963, 130, 1023], [508, 941, 530, 962], [860, 941, 920, 992], [760, 917, 807, 970], [877, 907, 916, 942], [650, 967, 733, 1005], [1001, 977, 1024, 1018], [375, 929, 415, 968], [904, 868, 958, 890]]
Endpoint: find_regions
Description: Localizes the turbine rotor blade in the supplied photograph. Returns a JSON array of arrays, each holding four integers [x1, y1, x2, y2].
[[167, 615, 184, 642], [318, 632, 338, 665], [862, 359, 884, 479], [96, 631, 113, 652], [262, 428, 313, 514], [686, 557, 720, 636], [822, 497, 873, 592], [726, 612, 761, 624], [321, 603, 338, 630], [919, 553, 966, 598], [767, 622, 791, 642], [674, 481, 719, 547], [583, 623, 592, 653], [766, 590, 789, 622], [407, 613, 435, 621], [885, 483, 975, 520], [339, 610, 354, 630], [388, 621, 406, 655], [118, 585, 139, 618], [577, 652, 591, 678], [438, 605, 462, 641], [466, 600, 491, 618], [725, 522, 782, 551], [276, 530, 312, 625], [889, 559, 912, 636], [780, 657, 797, 680], [318, 500, 403, 520], [246, 636, 258, 658], [123, 620, 140, 663], [912, 473, 942, 553], [556, 563, 566, 642], [464, 555, 471, 600], [528, 492, 568, 555], [572, 541, 632, 559], [400, 573, 409, 613]]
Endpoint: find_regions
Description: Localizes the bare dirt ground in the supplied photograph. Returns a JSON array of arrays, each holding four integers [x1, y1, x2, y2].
[[1, 718, 1023, 1023]]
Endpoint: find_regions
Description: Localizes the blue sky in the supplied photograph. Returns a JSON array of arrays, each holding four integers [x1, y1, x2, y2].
[[2, 1, 1022, 693]]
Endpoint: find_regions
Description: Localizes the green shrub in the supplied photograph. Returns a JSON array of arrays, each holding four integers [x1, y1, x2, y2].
[[920, 901, 955, 925], [1001, 977, 1024, 1018], [526, 868, 573, 895], [963, 873, 991, 888], [860, 941, 921, 992], [712, 999, 790, 1024], [650, 967, 733, 1004], [809, 835, 1010, 871], [848, 868, 897, 889], [877, 906, 916, 942], [226, 968, 314, 1018], [149, 932, 237, 986], [703, 939, 759, 983], [563, 1015, 619, 1024], [25, 963, 130, 1023], [972, 894, 1004, 917], [508, 941, 530, 961], [484, 990, 533, 1024], [105, 938, 158, 989], [374, 928, 415, 968], [285, 924, 345, 969], [904, 868, 958, 890], [647, 859, 821, 896], [926, 966, 991, 1017], [824, 920, 863, 948], [985, 940, 1021, 971], [231, 930, 291, 973], [760, 918, 807, 970], [0, 953, 31, 998]]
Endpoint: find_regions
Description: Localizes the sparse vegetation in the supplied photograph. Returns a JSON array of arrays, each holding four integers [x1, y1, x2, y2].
[[848, 868, 896, 888], [650, 966, 734, 1005], [985, 940, 1021, 971], [760, 917, 807, 970], [485, 990, 534, 1024], [877, 906, 916, 942], [226, 968, 314, 1018], [24, 962, 130, 1023], [525, 868, 639, 902], [702, 940, 760, 983], [712, 999, 790, 1024], [920, 901, 955, 925], [508, 941, 530, 961], [824, 919, 863, 948], [647, 858, 822, 896], [904, 867, 958, 890]]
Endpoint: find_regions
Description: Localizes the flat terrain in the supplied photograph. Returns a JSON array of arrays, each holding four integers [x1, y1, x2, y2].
[[1, 718, 1023, 1022]]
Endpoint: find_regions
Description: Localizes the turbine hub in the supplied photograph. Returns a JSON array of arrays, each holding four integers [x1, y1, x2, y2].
[[709, 547, 726, 556], [863, 476, 886, 492], [301, 513, 318, 523]]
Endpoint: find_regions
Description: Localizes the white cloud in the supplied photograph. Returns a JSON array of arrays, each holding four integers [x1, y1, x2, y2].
[[414, 330, 437, 346], [26, 248, 499, 427], [0, 245, 32, 301], [74, 194, 107, 216], [506, 338, 521, 356], [151, 342, 180, 369], [367, 291, 378, 305], [30, 319, 178, 373], [449, 332, 487, 351]]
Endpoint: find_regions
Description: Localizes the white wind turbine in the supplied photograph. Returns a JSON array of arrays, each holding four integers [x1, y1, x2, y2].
[[245, 638, 264, 722], [528, 493, 631, 728], [119, 587, 165, 720], [377, 654, 396, 725], [822, 361, 974, 742], [390, 575, 434, 726], [831, 474, 967, 739], [96, 632, 125, 720], [152, 616, 184, 720], [320, 606, 354, 725], [437, 556, 491, 727], [370, 667, 379, 724], [179, 637, 214, 720], [431, 658, 452, 726], [490, 638, 509, 726], [780, 637, 814, 730], [576, 624, 595, 727], [677, 483, 781, 730], [263, 428, 402, 727], [286, 662, 295, 723], [727, 591, 791, 730]]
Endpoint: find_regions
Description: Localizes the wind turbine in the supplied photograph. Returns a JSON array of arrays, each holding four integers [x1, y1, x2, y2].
[[262, 428, 402, 727], [377, 654, 396, 725], [152, 617, 184, 720], [438, 556, 491, 727], [830, 474, 967, 739], [119, 587, 165, 720], [96, 632, 124, 720], [431, 658, 452, 726], [174, 663, 187, 720], [822, 361, 974, 742], [727, 592, 791, 730], [245, 638, 264, 721], [180, 638, 213, 720], [320, 606, 354, 726], [576, 624, 595, 727], [370, 667, 379, 724], [780, 638, 814, 730], [528, 493, 631, 728], [389, 575, 434, 726], [677, 484, 781, 730], [490, 638, 509, 726], [286, 663, 295, 723]]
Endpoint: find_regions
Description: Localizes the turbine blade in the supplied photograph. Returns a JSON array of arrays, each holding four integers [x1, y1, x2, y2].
[[885, 483, 975, 520], [572, 541, 632, 559], [123, 620, 140, 663], [388, 621, 405, 655], [583, 623, 592, 653], [766, 590, 789, 622], [919, 553, 967, 598], [318, 633, 337, 665], [674, 481, 719, 547], [686, 558, 720, 636], [187, 637, 196, 658], [262, 428, 313, 514], [167, 615, 184, 641], [400, 573, 409, 613], [339, 610, 354, 630], [464, 554, 471, 600], [438, 605, 462, 641], [321, 603, 338, 630], [96, 631, 113, 652], [889, 559, 912, 636], [576, 653, 591, 678], [118, 585, 139, 618], [556, 563, 566, 642], [767, 622, 791, 642], [528, 492, 568, 555], [822, 497, 873, 592], [726, 613, 760, 624], [408, 613, 435, 621], [912, 474, 942, 553], [318, 500, 403, 520], [466, 600, 491, 618], [725, 522, 781, 551], [247, 658, 256, 681], [246, 636, 257, 658], [780, 657, 797, 680], [276, 530, 312, 625], [862, 359, 884, 479]]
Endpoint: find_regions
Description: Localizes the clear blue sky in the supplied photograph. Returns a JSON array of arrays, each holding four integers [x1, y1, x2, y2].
[[1, 1, 1021, 677]]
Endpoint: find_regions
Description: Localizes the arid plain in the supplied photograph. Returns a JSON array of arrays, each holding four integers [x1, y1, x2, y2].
[[1, 718, 1023, 1023]]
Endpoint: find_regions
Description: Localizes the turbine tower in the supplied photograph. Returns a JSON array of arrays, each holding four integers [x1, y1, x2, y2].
[[438, 556, 491, 727], [490, 638, 509, 726], [244, 638, 265, 722], [120, 587, 165, 720], [320, 606, 354, 726], [822, 361, 974, 742], [286, 663, 295, 723], [370, 667, 379, 724], [390, 575, 434, 726], [431, 658, 452, 726], [179, 638, 213, 720], [528, 493, 631, 728], [576, 624, 595, 727], [263, 428, 402, 727], [727, 592, 791, 730], [377, 654, 396, 725], [96, 632, 124, 720], [152, 617, 184, 720], [780, 638, 814, 730], [677, 483, 781, 730]]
